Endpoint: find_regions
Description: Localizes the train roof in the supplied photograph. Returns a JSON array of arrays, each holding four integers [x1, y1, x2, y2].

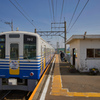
[[0, 31, 54, 49], [0, 31, 40, 37]]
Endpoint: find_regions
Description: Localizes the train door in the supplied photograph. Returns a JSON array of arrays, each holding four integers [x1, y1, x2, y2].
[[9, 43, 19, 75], [44, 45, 46, 69], [41, 46, 43, 74]]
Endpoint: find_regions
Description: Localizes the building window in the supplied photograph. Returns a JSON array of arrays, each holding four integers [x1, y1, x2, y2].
[[87, 49, 100, 58], [95, 49, 100, 57], [87, 49, 94, 58], [23, 35, 36, 59]]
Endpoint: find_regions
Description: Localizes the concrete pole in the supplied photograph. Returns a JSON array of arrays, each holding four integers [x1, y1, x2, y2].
[[34, 29, 36, 33], [11, 20, 13, 31], [64, 21, 66, 53]]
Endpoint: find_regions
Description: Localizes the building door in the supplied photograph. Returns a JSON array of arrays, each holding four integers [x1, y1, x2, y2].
[[73, 48, 76, 66]]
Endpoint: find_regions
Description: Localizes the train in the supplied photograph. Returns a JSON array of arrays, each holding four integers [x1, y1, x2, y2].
[[0, 31, 55, 91]]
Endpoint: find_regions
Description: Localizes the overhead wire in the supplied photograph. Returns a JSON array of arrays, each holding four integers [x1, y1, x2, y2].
[[14, 0, 41, 30], [14, 0, 33, 22], [9, 0, 36, 28], [48, 0, 52, 22], [55, 0, 57, 22], [67, 0, 80, 31], [0, 20, 4, 23], [0, 18, 12, 31], [60, 0, 64, 22], [68, 0, 89, 32], [51, 0, 55, 22], [0, 18, 7, 23]]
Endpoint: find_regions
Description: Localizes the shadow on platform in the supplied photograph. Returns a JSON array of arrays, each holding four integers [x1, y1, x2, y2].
[[59, 61, 100, 76]]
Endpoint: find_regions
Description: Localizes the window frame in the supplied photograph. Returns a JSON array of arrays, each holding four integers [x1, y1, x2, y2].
[[95, 49, 100, 58], [87, 48, 100, 58]]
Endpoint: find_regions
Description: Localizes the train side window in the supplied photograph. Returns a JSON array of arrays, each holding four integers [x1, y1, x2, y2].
[[24, 35, 36, 59], [0, 35, 5, 59], [0, 43, 5, 59]]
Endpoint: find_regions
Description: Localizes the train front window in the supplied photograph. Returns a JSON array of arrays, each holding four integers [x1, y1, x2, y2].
[[0, 35, 5, 59], [24, 35, 36, 59]]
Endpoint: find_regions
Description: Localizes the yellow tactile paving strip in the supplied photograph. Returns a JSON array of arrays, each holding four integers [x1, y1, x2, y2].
[[51, 54, 100, 97], [51, 54, 67, 96]]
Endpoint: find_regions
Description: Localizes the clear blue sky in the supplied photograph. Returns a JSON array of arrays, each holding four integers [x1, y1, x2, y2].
[[0, 0, 100, 48]]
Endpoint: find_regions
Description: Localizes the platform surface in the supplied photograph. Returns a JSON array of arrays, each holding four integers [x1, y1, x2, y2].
[[30, 54, 100, 100]]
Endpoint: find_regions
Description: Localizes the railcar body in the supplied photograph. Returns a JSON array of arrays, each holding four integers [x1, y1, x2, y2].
[[0, 31, 55, 91]]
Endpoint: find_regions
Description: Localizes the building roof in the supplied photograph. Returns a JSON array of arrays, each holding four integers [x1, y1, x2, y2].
[[66, 35, 100, 44]]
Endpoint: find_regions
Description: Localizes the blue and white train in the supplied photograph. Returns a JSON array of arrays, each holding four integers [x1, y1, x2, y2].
[[0, 31, 55, 91]]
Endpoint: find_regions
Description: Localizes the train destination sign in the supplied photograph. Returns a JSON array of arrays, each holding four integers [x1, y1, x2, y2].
[[24, 34, 36, 44]]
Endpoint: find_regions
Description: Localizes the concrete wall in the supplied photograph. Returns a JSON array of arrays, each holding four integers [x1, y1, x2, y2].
[[70, 40, 80, 70], [80, 39, 100, 72], [70, 39, 100, 72]]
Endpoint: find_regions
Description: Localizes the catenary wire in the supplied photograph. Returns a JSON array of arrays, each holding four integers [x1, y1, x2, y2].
[[56, 0, 57, 22], [48, 0, 52, 22], [68, 0, 89, 32], [14, 0, 41, 30], [60, 0, 64, 22], [67, 0, 80, 31], [9, 0, 36, 28], [14, 0, 33, 22], [51, 0, 55, 22]]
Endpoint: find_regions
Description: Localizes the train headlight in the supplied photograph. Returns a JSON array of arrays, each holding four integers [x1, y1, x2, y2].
[[30, 72, 34, 76]]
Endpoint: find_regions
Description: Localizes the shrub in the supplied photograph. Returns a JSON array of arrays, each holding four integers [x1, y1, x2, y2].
[[89, 68, 99, 75]]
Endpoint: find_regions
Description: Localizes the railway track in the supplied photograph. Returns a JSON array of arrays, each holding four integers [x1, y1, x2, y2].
[[0, 90, 32, 100]]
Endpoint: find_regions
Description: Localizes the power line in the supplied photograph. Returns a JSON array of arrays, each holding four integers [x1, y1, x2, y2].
[[51, 0, 55, 22], [14, 0, 33, 22], [14, 0, 41, 30], [9, 0, 36, 28], [55, 0, 57, 22], [48, 0, 52, 22], [0, 20, 4, 23], [67, 0, 80, 31], [60, 0, 64, 22], [68, 0, 89, 32]]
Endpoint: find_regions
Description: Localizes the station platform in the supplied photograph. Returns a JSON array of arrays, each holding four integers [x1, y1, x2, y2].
[[29, 54, 100, 100]]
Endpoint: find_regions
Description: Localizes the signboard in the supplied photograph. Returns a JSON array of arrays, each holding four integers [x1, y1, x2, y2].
[[9, 60, 19, 75], [10, 60, 19, 70]]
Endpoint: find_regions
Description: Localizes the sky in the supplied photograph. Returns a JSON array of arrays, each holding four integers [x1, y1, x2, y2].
[[0, 0, 100, 48]]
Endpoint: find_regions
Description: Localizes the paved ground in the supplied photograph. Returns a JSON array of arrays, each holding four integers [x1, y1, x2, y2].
[[45, 54, 100, 100], [31, 54, 100, 100]]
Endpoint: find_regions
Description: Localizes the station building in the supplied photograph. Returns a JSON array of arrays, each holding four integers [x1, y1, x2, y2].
[[66, 34, 100, 72]]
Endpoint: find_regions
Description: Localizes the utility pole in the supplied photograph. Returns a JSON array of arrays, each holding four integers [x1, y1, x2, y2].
[[34, 28, 37, 33], [36, 20, 67, 53], [64, 21, 66, 53], [57, 42, 59, 54], [11, 20, 13, 31], [5, 20, 13, 31]]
